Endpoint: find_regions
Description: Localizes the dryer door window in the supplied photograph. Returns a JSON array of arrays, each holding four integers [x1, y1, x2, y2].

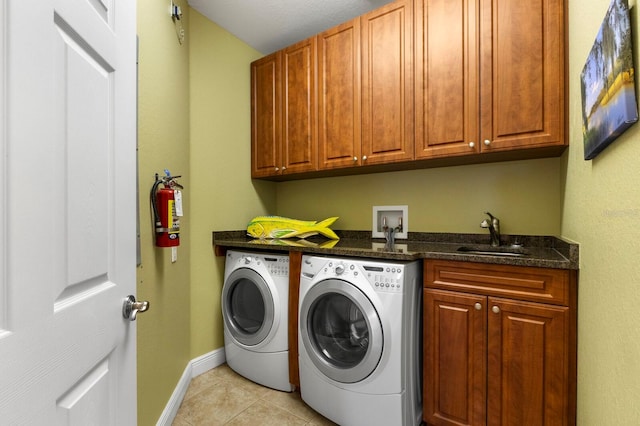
[[300, 279, 383, 383], [223, 268, 275, 346]]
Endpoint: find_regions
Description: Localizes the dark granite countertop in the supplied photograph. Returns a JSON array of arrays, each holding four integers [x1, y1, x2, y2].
[[212, 230, 579, 270]]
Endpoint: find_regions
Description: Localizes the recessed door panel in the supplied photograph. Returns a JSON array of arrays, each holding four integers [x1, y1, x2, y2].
[[56, 358, 112, 424]]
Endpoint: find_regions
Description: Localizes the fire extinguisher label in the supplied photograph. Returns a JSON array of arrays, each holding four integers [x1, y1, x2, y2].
[[174, 190, 183, 216], [168, 200, 180, 233]]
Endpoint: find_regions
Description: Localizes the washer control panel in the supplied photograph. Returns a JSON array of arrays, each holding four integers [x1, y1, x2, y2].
[[363, 265, 404, 293], [323, 261, 357, 278], [301, 255, 405, 293]]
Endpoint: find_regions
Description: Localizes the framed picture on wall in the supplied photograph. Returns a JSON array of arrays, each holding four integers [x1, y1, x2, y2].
[[580, 0, 638, 160]]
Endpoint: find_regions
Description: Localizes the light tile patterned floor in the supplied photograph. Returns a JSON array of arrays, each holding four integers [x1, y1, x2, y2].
[[172, 363, 337, 426]]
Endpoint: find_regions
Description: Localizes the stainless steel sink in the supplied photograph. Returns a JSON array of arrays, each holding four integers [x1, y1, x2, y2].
[[456, 245, 529, 257]]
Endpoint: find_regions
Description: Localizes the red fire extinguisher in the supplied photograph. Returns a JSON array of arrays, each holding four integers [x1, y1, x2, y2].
[[151, 171, 183, 247]]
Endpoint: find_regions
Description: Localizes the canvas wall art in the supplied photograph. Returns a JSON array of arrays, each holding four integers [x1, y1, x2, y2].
[[580, 0, 638, 160]]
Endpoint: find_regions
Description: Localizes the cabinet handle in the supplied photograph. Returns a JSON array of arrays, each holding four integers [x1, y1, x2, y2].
[[282, 166, 286, 171], [484, 139, 491, 146], [275, 167, 279, 171], [492, 305, 500, 314], [469, 141, 475, 148], [353, 156, 358, 162], [362, 155, 367, 161], [474, 302, 482, 311]]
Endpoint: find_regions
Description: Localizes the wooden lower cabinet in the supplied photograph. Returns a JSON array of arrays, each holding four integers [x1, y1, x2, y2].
[[424, 290, 486, 425], [423, 260, 577, 426]]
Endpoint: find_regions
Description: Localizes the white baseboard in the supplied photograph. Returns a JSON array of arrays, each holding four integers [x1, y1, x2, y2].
[[156, 347, 226, 426], [191, 347, 226, 377]]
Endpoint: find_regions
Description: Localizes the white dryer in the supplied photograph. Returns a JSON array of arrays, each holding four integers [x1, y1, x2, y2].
[[298, 255, 422, 426], [222, 250, 293, 392]]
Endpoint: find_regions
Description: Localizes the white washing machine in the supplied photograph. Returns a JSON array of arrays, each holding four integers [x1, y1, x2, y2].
[[222, 250, 293, 392], [298, 255, 422, 426]]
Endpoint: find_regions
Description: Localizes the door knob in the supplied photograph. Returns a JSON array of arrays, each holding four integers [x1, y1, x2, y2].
[[123, 295, 150, 321]]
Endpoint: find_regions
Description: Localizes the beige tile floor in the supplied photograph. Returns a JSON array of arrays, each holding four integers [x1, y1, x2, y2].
[[172, 363, 337, 426]]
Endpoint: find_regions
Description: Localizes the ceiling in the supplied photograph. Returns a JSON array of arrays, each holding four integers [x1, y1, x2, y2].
[[188, 0, 395, 54]]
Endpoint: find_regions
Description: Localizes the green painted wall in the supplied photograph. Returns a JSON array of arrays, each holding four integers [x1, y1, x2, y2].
[[137, 0, 191, 424], [564, 0, 640, 423], [188, 11, 275, 357], [277, 158, 562, 235]]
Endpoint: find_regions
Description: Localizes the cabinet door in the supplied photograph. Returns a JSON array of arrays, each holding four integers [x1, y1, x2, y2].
[[361, 0, 414, 165], [317, 19, 362, 170], [479, 0, 565, 151], [424, 289, 487, 426], [282, 37, 317, 174], [415, 0, 480, 159], [251, 52, 282, 177], [487, 297, 569, 426]]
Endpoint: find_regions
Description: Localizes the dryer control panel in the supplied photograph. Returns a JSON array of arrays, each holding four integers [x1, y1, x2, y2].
[[231, 252, 290, 279], [262, 255, 289, 277]]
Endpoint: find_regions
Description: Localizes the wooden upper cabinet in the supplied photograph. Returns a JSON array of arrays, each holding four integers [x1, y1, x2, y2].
[[415, 0, 566, 159], [415, 0, 479, 159], [480, 0, 565, 151], [361, 0, 414, 165], [318, 0, 414, 170], [251, 52, 281, 177], [251, 38, 317, 178], [282, 37, 318, 174], [252, 0, 567, 179], [317, 19, 362, 170]]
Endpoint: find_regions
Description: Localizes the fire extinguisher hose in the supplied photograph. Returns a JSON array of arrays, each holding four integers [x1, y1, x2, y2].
[[150, 178, 163, 228]]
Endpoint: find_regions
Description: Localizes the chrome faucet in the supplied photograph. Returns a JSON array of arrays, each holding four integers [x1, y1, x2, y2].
[[383, 219, 394, 250], [480, 212, 500, 247], [382, 216, 402, 251]]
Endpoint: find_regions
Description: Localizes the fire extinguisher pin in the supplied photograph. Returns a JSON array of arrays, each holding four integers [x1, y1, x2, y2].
[[169, 179, 184, 189]]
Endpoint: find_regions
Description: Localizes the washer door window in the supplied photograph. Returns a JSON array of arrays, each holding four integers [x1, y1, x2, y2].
[[223, 268, 275, 347], [300, 279, 383, 383]]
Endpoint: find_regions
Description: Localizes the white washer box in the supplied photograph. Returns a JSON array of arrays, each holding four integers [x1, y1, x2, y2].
[[298, 255, 422, 426]]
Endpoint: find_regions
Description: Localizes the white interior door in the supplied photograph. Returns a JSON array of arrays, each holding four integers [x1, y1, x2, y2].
[[0, 0, 138, 424]]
